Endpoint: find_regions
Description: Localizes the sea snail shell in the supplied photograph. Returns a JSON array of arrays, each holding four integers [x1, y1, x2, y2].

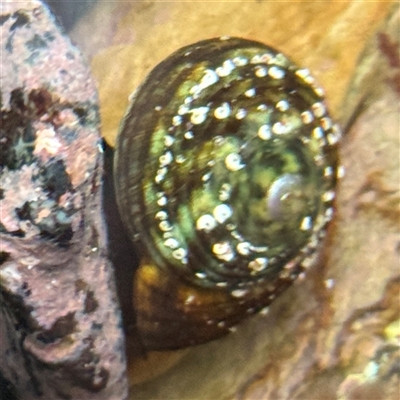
[[113, 37, 341, 350]]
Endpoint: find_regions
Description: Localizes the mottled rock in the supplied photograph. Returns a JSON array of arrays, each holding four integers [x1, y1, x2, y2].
[[0, 1, 128, 399]]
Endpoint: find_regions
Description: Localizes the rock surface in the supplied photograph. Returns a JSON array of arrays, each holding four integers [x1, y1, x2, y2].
[[0, 1, 128, 399]]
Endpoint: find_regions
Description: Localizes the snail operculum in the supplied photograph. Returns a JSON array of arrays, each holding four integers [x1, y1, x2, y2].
[[114, 37, 341, 349]]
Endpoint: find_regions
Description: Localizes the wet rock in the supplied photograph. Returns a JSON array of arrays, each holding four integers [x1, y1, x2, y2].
[[0, 1, 128, 399]]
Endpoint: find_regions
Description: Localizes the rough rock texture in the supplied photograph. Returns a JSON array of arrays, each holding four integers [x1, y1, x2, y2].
[[67, 2, 399, 399], [0, 1, 128, 399]]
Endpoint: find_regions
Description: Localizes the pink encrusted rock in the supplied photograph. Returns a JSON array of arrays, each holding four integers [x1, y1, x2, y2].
[[0, 1, 128, 399]]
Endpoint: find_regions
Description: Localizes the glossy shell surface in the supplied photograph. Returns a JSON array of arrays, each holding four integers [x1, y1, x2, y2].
[[114, 37, 341, 349]]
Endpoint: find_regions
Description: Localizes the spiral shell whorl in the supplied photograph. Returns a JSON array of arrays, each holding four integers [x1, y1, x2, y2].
[[114, 38, 340, 347]]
